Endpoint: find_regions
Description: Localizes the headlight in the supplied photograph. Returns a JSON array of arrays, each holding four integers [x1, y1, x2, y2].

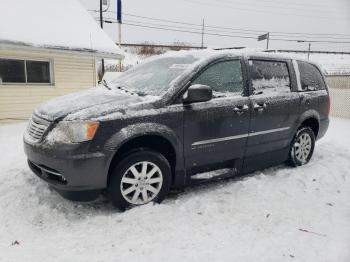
[[46, 121, 99, 144]]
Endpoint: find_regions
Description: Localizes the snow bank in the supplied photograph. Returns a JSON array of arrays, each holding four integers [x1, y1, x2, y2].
[[0, 118, 350, 261]]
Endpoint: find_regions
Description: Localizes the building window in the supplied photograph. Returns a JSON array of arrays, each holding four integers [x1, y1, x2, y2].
[[26, 61, 51, 83], [0, 58, 52, 84], [0, 59, 25, 83]]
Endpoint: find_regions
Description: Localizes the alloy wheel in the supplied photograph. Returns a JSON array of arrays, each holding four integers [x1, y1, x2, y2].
[[293, 133, 312, 164], [120, 161, 163, 205]]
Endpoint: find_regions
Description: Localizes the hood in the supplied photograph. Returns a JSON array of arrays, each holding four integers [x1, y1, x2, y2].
[[34, 87, 151, 121]]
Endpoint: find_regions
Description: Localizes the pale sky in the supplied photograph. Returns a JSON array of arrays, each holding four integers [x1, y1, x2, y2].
[[80, 0, 350, 52]]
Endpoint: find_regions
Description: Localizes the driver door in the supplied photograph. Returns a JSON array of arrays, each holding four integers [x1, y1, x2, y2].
[[182, 59, 251, 173]]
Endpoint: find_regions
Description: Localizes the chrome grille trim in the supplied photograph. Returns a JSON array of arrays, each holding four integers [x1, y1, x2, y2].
[[25, 115, 51, 143]]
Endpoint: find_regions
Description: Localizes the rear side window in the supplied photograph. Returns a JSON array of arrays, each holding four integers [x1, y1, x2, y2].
[[297, 61, 326, 91], [249, 60, 291, 94], [192, 60, 243, 97]]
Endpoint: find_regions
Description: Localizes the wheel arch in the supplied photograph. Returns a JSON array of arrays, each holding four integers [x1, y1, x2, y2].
[[104, 123, 182, 187], [297, 110, 320, 138]]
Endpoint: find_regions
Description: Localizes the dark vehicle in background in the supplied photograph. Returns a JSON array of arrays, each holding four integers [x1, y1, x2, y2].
[[23, 51, 330, 210]]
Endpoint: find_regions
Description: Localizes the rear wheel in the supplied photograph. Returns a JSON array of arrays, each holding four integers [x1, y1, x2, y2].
[[107, 150, 171, 210], [288, 127, 315, 166]]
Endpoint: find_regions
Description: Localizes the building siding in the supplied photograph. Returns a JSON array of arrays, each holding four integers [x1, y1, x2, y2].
[[326, 75, 350, 118], [0, 48, 97, 121]]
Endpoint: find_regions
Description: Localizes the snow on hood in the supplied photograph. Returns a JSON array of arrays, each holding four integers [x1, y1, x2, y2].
[[34, 87, 157, 121]]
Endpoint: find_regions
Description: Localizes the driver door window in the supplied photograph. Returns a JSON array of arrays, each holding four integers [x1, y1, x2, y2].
[[192, 60, 243, 97]]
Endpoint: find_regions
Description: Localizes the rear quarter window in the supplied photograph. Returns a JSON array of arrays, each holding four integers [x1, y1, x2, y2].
[[249, 60, 291, 95], [297, 61, 326, 91]]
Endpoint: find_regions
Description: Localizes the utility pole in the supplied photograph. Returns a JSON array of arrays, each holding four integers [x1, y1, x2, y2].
[[297, 40, 311, 60], [201, 18, 205, 49], [117, 0, 122, 48], [117, 0, 122, 71], [118, 24, 122, 49], [99, 0, 105, 76]]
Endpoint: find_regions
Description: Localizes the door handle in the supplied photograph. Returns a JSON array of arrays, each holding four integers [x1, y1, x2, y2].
[[233, 104, 249, 114], [253, 103, 267, 112]]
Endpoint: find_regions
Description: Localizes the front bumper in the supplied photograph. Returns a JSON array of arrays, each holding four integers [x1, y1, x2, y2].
[[24, 140, 110, 192]]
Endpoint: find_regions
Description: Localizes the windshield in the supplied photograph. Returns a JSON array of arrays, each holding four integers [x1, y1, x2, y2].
[[109, 54, 200, 96]]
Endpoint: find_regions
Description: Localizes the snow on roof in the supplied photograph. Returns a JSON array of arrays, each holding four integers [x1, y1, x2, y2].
[[124, 48, 350, 75], [144, 48, 302, 62], [0, 0, 124, 59]]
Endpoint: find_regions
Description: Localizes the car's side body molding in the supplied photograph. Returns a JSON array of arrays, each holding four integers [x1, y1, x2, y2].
[[192, 126, 291, 147]]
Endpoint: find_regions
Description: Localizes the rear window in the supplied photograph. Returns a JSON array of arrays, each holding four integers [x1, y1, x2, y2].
[[297, 61, 326, 91], [249, 60, 291, 94]]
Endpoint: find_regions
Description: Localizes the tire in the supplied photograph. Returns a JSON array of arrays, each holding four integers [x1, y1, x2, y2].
[[107, 149, 171, 210], [288, 127, 316, 167]]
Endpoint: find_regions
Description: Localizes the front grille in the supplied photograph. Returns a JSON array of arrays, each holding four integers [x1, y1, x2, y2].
[[25, 115, 51, 143]]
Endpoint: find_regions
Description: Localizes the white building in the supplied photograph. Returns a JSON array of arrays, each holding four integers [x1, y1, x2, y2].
[[0, 0, 124, 122]]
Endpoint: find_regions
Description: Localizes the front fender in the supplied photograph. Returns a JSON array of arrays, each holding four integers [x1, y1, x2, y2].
[[104, 122, 181, 152], [103, 122, 185, 188]]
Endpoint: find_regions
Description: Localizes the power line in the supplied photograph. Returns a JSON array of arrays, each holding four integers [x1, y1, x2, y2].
[[217, 0, 340, 8], [183, 0, 348, 21], [102, 18, 350, 44], [95, 11, 350, 38], [121, 18, 350, 41], [104, 19, 259, 39], [122, 19, 260, 37], [98, 14, 350, 42], [213, 0, 345, 15], [100, 11, 203, 28]]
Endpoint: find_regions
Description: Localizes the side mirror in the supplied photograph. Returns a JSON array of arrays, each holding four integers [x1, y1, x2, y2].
[[182, 84, 212, 104]]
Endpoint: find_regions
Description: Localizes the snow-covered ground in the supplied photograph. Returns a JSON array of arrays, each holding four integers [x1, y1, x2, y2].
[[0, 118, 349, 261]]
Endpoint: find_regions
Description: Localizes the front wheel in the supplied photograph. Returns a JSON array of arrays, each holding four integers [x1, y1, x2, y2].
[[288, 127, 315, 167], [107, 150, 171, 210]]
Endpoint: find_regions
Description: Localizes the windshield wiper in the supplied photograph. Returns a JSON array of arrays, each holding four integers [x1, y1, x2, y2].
[[116, 85, 137, 96], [101, 80, 111, 90], [109, 81, 141, 96], [133, 91, 148, 97]]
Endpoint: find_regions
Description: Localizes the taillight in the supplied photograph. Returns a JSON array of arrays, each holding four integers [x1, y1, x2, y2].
[[328, 95, 331, 115]]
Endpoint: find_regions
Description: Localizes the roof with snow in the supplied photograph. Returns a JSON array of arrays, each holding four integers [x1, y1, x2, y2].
[[0, 0, 124, 59], [158, 49, 350, 75]]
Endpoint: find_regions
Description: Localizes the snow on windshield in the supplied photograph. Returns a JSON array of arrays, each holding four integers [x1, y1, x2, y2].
[[109, 55, 200, 96]]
